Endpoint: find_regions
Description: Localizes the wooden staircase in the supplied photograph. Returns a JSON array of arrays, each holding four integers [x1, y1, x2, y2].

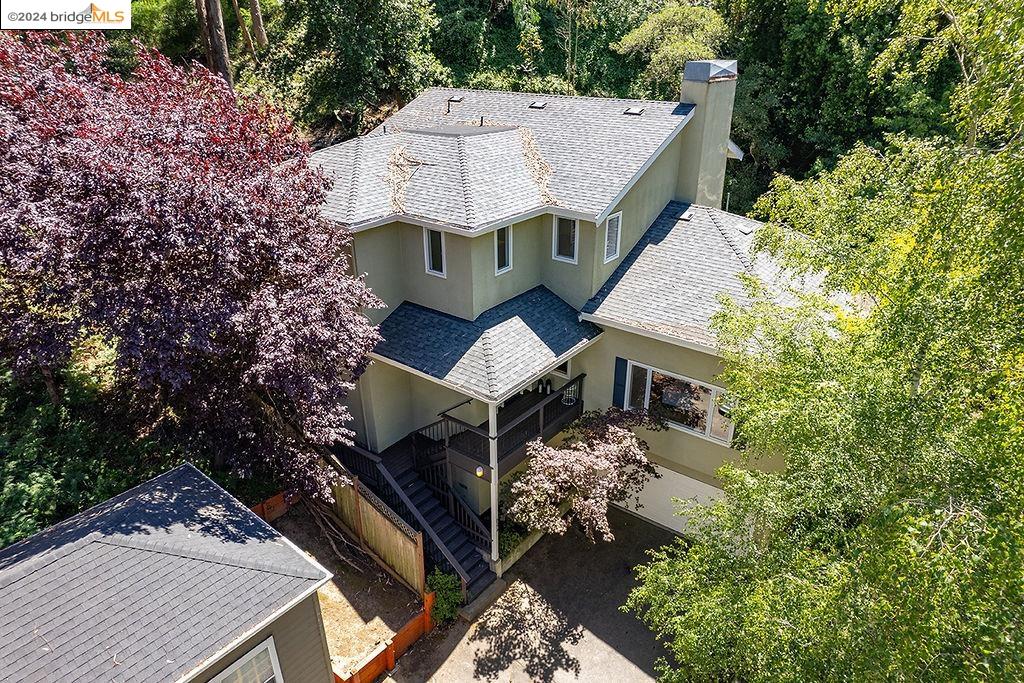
[[333, 440, 495, 603], [382, 449, 496, 602]]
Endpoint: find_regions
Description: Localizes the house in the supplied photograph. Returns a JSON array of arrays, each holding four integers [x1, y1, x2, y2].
[[312, 59, 778, 601], [0, 464, 334, 683]]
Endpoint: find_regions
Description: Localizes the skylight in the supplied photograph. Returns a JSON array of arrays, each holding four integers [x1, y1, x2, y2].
[[623, 106, 645, 116], [528, 101, 547, 109], [447, 95, 464, 103]]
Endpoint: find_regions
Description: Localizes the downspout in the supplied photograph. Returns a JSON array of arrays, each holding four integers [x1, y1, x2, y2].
[[488, 402, 501, 575]]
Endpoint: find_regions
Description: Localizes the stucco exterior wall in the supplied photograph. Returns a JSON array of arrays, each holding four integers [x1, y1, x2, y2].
[[194, 593, 333, 683], [469, 214, 544, 317], [539, 216, 598, 309], [590, 134, 684, 289], [573, 326, 782, 483], [358, 360, 413, 452]]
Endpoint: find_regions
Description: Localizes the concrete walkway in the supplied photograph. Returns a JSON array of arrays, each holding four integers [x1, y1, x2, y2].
[[386, 507, 678, 682]]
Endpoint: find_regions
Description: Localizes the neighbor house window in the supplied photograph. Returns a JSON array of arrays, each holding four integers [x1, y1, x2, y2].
[[625, 361, 733, 444], [211, 637, 283, 683], [423, 228, 446, 277], [495, 225, 512, 275], [603, 212, 622, 263], [551, 359, 570, 379], [552, 216, 578, 264]]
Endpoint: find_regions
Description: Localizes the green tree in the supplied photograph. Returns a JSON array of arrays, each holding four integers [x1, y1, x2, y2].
[[626, 4, 1024, 679], [241, 0, 448, 136], [612, 2, 728, 99]]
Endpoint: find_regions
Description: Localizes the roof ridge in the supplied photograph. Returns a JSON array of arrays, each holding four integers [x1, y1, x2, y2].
[[456, 135, 477, 225], [421, 86, 681, 107], [347, 137, 363, 219], [0, 465, 194, 567], [705, 206, 755, 274], [479, 326, 500, 396], [94, 536, 324, 581]]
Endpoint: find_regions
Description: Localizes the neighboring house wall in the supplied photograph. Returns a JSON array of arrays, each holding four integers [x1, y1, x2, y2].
[[573, 326, 782, 484], [193, 594, 332, 683]]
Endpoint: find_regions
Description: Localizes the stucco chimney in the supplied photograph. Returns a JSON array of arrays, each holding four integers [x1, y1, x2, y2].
[[676, 59, 738, 209]]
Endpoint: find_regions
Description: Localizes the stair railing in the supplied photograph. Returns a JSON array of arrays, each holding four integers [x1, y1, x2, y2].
[[331, 443, 472, 599]]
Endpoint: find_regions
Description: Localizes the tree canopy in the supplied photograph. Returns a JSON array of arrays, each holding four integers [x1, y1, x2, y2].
[[626, 4, 1024, 679], [0, 31, 380, 500]]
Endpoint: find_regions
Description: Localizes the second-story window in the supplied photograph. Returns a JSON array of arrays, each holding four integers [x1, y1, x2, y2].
[[495, 225, 512, 275], [552, 216, 578, 264], [604, 212, 622, 263], [423, 227, 446, 278]]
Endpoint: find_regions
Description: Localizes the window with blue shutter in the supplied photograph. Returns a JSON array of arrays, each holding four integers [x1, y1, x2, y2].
[[612, 357, 627, 408]]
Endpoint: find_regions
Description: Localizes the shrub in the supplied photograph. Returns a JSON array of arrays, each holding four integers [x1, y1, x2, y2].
[[426, 568, 462, 623]]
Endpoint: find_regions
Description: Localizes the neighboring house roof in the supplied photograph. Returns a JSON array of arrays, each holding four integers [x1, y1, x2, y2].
[[312, 88, 694, 232], [0, 464, 329, 683], [373, 285, 601, 402], [582, 202, 785, 353]]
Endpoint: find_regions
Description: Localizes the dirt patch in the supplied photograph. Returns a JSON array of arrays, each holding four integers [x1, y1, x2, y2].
[[273, 505, 421, 673]]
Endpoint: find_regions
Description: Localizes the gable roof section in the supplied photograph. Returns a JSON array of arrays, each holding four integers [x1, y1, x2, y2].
[[0, 464, 329, 683], [313, 88, 693, 232], [582, 202, 783, 353], [373, 286, 601, 402]]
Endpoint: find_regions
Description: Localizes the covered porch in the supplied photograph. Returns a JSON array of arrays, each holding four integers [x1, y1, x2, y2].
[[354, 286, 602, 570]]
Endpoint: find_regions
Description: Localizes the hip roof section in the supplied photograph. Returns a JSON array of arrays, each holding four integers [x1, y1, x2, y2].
[[374, 285, 601, 401], [583, 202, 787, 351], [313, 88, 694, 231]]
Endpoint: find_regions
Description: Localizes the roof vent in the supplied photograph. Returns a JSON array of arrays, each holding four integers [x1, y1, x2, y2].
[[623, 106, 645, 116], [528, 101, 547, 109], [681, 208, 695, 221], [738, 222, 755, 235]]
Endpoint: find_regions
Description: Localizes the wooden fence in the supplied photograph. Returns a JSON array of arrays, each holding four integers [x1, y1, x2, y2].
[[334, 592, 436, 683], [333, 477, 426, 597]]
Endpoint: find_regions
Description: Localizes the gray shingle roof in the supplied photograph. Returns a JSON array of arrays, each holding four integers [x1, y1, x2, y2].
[[313, 88, 693, 231], [374, 286, 601, 401], [583, 202, 785, 351], [0, 464, 328, 683]]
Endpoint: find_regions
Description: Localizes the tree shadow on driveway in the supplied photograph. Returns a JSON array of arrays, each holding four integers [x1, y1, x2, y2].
[[470, 580, 584, 682]]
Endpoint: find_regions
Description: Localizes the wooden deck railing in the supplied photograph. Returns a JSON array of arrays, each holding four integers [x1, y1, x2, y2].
[[440, 373, 586, 474]]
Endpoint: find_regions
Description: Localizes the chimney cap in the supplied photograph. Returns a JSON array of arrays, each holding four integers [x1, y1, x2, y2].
[[683, 60, 738, 83]]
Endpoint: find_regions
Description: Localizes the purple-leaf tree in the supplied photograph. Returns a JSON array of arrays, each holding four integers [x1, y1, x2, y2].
[[507, 408, 663, 541], [0, 32, 381, 498]]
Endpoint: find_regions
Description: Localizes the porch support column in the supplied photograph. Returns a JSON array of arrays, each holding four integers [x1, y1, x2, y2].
[[488, 402, 500, 568]]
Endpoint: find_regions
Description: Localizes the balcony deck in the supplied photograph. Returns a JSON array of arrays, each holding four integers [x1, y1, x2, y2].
[[439, 374, 585, 478]]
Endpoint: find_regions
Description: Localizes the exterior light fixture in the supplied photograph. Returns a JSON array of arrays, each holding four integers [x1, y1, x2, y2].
[[475, 466, 484, 478]]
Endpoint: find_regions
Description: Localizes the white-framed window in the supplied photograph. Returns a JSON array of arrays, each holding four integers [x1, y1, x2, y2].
[[551, 216, 578, 264], [603, 211, 622, 263], [551, 359, 570, 379], [211, 636, 283, 683], [625, 360, 734, 444], [495, 225, 513, 275], [423, 228, 446, 278]]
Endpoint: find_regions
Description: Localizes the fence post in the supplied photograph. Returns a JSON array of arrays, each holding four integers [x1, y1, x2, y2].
[[423, 591, 435, 633], [415, 531, 427, 597], [352, 477, 366, 549]]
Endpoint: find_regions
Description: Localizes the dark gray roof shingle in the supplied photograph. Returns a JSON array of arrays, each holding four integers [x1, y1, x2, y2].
[[313, 88, 693, 230], [375, 286, 601, 400], [583, 202, 785, 351], [0, 464, 329, 683]]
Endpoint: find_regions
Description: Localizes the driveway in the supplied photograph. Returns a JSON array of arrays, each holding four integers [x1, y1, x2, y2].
[[387, 507, 678, 682]]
